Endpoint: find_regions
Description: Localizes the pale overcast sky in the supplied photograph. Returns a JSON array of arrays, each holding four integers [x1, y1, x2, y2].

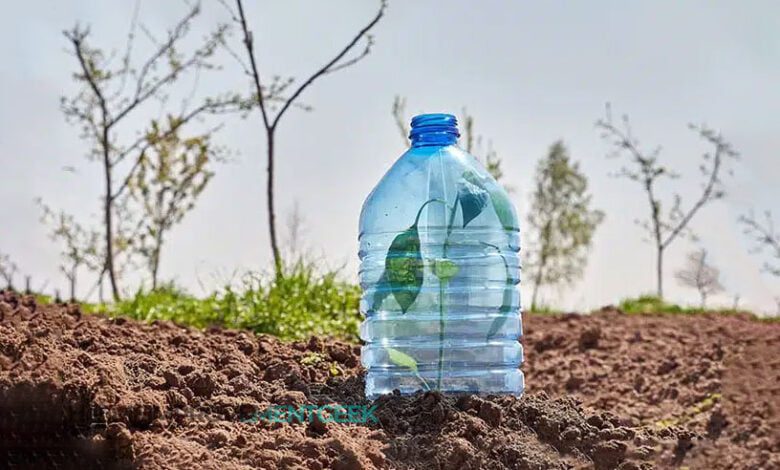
[[1, 1, 778, 312]]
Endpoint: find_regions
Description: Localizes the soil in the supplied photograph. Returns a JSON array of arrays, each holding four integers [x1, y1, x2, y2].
[[1, 291, 778, 469]]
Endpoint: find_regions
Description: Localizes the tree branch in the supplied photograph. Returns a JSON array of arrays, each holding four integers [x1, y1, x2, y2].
[[269, 0, 386, 129], [391, 95, 409, 145], [108, 0, 141, 101], [113, 98, 244, 199], [112, 26, 227, 127], [740, 210, 780, 276], [661, 143, 720, 249], [132, 4, 199, 103], [235, 0, 272, 131], [66, 27, 109, 127]]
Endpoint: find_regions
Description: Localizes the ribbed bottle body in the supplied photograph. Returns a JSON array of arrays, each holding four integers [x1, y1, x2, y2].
[[359, 131, 523, 399]]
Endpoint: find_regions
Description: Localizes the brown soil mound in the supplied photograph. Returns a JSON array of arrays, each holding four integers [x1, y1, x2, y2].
[[525, 308, 780, 469], [1, 291, 778, 469]]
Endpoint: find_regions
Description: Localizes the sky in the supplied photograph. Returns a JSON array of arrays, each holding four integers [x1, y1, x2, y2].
[[1, 1, 778, 313]]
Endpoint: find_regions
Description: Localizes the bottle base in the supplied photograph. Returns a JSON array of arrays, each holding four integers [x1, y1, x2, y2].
[[364, 368, 524, 400]]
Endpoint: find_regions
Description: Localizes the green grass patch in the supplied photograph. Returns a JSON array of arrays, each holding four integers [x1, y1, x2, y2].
[[86, 260, 362, 342], [33, 293, 55, 305], [525, 304, 563, 315], [618, 294, 743, 316]]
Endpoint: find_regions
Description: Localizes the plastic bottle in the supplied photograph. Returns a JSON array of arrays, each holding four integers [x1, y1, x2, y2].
[[359, 113, 523, 399]]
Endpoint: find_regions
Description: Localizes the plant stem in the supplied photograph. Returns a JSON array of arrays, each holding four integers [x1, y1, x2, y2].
[[414, 198, 446, 227], [437, 280, 445, 389], [416, 372, 432, 391]]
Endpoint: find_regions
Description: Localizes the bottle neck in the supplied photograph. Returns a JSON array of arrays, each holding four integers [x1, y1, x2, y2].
[[409, 113, 460, 148]]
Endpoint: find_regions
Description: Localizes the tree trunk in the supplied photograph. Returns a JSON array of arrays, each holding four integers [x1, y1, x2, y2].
[[151, 255, 159, 290], [530, 270, 542, 312], [69, 264, 77, 302], [530, 255, 547, 312], [266, 132, 282, 278], [151, 229, 164, 290], [530, 287, 539, 312], [656, 246, 664, 299], [102, 127, 121, 301], [530, 220, 553, 311]]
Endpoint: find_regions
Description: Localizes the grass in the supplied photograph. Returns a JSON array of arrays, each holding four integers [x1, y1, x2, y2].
[[20, 278, 776, 342], [616, 294, 780, 322], [525, 305, 563, 315], [618, 294, 741, 316], [34, 293, 55, 305], [85, 259, 362, 342], [525, 296, 780, 322]]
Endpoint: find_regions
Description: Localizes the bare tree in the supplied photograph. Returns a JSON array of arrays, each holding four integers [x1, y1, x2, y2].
[[284, 201, 308, 262], [526, 141, 604, 310], [675, 248, 724, 308], [732, 293, 740, 311], [597, 105, 738, 298], [61, 3, 246, 300], [739, 210, 780, 277], [392, 95, 409, 145], [223, 0, 386, 278], [0, 252, 19, 290], [38, 201, 103, 301], [391, 96, 507, 185], [129, 117, 225, 289]]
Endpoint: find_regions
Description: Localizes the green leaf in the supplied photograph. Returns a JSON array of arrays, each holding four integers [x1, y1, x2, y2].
[[457, 174, 489, 227], [300, 352, 325, 366], [432, 258, 459, 281], [499, 278, 514, 314], [463, 170, 517, 231], [489, 191, 517, 231], [487, 278, 515, 338], [387, 348, 418, 372], [480, 241, 516, 338], [329, 362, 343, 376], [385, 226, 424, 313], [371, 271, 391, 311]]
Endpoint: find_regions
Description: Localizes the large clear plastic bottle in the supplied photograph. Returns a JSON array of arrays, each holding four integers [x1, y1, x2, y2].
[[359, 113, 523, 399]]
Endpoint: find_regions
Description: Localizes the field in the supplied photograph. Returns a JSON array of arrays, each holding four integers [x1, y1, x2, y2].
[[1, 290, 778, 469]]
